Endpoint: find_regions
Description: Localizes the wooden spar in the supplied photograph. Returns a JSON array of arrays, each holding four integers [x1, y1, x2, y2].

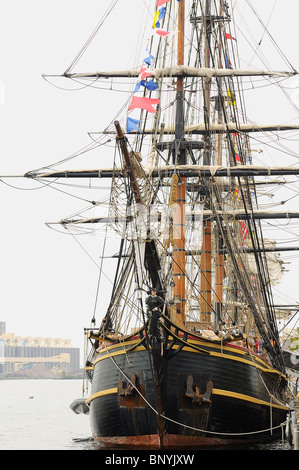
[[89, 123, 299, 135], [114, 120, 143, 205], [172, 0, 186, 327], [62, 66, 297, 79], [52, 211, 299, 226], [214, 238, 224, 323], [25, 165, 299, 179], [217, 0, 223, 167], [200, 219, 212, 323], [177, 1, 185, 92], [172, 180, 186, 324], [214, 0, 224, 322], [200, 0, 212, 324]]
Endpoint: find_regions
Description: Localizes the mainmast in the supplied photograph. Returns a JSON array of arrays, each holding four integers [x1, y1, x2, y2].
[[200, 0, 212, 324], [214, 0, 224, 325], [172, 0, 186, 326]]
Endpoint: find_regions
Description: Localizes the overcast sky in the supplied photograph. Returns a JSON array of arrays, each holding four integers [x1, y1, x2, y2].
[[1, 0, 299, 363]]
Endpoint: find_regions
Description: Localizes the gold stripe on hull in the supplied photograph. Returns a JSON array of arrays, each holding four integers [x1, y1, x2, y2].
[[212, 388, 289, 411], [86, 385, 288, 411], [93, 340, 285, 378], [86, 387, 118, 404]]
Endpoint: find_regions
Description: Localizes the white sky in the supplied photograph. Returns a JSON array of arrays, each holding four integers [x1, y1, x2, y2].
[[1, 0, 299, 363]]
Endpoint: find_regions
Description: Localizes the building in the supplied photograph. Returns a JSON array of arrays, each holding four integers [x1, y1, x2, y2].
[[0, 322, 80, 377]]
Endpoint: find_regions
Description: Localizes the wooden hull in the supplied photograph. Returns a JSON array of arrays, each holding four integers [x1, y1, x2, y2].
[[87, 334, 289, 449]]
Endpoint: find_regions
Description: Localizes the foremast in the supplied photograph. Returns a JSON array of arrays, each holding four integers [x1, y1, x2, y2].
[[173, 0, 217, 328]]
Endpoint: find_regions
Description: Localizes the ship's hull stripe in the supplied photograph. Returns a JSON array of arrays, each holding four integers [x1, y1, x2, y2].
[[92, 343, 284, 377], [86, 387, 118, 404], [86, 385, 288, 411]]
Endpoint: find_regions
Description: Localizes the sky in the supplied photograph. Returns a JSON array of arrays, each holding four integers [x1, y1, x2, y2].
[[1, 0, 299, 364]]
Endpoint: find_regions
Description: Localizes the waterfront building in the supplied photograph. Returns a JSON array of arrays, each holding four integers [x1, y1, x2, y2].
[[0, 322, 80, 377]]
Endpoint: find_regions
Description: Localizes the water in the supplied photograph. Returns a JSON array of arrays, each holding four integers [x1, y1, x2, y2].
[[0, 379, 91, 450], [0, 379, 294, 451]]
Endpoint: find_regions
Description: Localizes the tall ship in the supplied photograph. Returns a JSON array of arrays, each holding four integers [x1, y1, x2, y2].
[[26, 0, 299, 448]]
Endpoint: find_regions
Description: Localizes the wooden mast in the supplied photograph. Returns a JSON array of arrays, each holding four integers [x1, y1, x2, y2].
[[200, 0, 212, 324], [172, 0, 186, 326], [214, 0, 224, 325]]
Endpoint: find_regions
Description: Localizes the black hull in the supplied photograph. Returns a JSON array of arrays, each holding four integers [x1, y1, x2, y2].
[[87, 335, 289, 448]]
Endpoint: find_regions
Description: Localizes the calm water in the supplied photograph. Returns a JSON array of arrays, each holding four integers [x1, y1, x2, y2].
[[0, 379, 293, 451], [0, 379, 91, 450]]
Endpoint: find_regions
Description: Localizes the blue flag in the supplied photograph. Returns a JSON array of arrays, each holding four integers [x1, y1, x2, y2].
[[134, 79, 158, 93], [126, 117, 142, 133], [145, 80, 158, 91], [133, 81, 143, 92], [144, 46, 155, 66]]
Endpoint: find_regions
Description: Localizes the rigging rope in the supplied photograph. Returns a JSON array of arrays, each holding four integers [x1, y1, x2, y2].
[[245, 0, 296, 72], [64, 0, 120, 75]]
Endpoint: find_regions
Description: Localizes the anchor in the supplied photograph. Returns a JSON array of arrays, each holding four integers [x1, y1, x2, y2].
[[185, 374, 213, 405]]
